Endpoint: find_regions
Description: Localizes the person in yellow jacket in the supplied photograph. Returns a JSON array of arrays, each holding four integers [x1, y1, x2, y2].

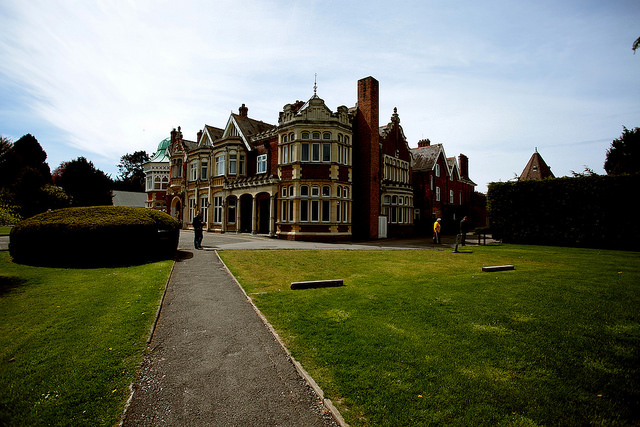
[[433, 218, 442, 244]]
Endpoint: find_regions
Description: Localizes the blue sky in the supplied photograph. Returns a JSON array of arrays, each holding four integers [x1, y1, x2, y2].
[[1, 0, 638, 192]]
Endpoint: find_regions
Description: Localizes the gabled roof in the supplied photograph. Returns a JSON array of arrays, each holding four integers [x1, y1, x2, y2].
[[222, 114, 276, 150], [411, 144, 447, 172], [200, 125, 224, 147], [519, 149, 554, 180], [447, 157, 461, 181]]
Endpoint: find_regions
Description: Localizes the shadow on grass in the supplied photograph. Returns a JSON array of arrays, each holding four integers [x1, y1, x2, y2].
[[0, 276, 27, 296]]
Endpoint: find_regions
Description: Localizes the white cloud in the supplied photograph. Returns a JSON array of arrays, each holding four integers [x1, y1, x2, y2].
[[1, 0, 639, 189]]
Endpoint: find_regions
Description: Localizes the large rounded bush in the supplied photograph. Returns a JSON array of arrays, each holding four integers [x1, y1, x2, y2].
[[10, 206, 180, 266]]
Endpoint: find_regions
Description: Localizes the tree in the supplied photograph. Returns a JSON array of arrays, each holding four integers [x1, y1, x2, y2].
[[56, 157, 113, 206], [0, 136, 17, 189], [115, 150, 149, 192], [12, 134, 51, 183], [604, 127, 640, 176], [0, 134, 55, 218]]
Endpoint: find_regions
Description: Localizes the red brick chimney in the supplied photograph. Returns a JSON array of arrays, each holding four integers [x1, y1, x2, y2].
[[458, 154, 469, 179], [197, 129, 203, 143], [353, 76, 380, 239], [239, 104, 248, 117], [418, 139, 431, 147]]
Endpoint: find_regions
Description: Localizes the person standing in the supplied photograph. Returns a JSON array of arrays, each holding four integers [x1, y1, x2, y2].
[[460, 216, 469, 246], [193, 211, 204, 249], [433, 218, 442, 244]]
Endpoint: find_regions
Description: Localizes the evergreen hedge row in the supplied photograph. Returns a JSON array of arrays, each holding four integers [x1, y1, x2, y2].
[[487, 174, 639, 249], [10, 206, 180, 266]]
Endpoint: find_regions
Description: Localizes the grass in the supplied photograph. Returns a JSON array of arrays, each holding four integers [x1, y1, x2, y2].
[[0, 226, 11, 236], [219, 245, 640, 426], [0, 252, 172, 426]]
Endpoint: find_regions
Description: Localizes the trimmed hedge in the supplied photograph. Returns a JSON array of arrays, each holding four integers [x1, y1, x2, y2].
[[487, 174, 639, 249], [9, 206, 180, 266]]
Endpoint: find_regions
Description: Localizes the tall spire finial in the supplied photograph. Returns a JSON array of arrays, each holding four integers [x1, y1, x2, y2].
[[313, 73, 317, 96]]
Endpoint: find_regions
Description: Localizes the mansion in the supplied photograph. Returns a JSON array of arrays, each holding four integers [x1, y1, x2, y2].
[[144, 76, 476, 241]]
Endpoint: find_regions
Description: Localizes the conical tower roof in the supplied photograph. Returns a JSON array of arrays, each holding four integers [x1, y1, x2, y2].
[[519, 148, 554, 180]]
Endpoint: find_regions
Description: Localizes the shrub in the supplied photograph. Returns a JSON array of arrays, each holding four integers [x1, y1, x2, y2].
[[9, 206, 179, 266]]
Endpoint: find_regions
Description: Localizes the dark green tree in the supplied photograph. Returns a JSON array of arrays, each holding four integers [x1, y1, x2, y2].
[[0, 134, 57, 218], [0, 136, 17, 188], [56, 157, 113, 206], [115, 150, 149, 192], [604, 127, 640, 176], [12, 134, 51, 183]]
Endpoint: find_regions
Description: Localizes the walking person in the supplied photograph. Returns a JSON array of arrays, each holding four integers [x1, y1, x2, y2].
[[460, 216, 469, 246], [433, 218, 442, 244], [193, 211, 204, 249]]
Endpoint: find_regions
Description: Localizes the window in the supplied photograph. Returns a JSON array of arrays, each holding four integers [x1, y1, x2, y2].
[[430, 175, 434, 190], [302, 132, 310, 140], [311, 186, 320, 197], [188, 197, 196, 223], [436, 187, 441, 201], [300, 200, 308, 221], [215, 155, 225, 176], [146, 176, 152, 191], [161, 177, 168, 189], [323, 132, 331, 140], [200, 161, 208, 180], [322, 186, 330, 197], [281, 186, 287, 197], [322, 200, 330, 222], [281, 200, 288, 221], [239, 154, 245, 175], [213, 195, 223, 224], [282, 145, 288, 163], [300, 185, 309, 196], [190, 163, 198, 181], [154, 176, 161, 189], [459, 192, 463, 205], [229, 153, 237, 175], [282, 134, 288, 143], [200, 196, 208, 222], [301, 143, 310, 161], [435, 164, 441, 177], [322, 143, 331, 162], [311, 200, 320, 222], [228, 197, 236, 223], [312, 144, 320, 162], [450, 190, 454, 204], [289, 144, 295, 162], [172, 159, 183, 178], [257, 154, 267, 174], [312, 132, 320, 140]]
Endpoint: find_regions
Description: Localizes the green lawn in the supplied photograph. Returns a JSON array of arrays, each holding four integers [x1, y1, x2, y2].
[[219, 245, 640, 426], [0, 252, 172, 426]]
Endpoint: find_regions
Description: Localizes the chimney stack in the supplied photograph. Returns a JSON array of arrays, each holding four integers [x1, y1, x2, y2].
[[458, 154, 469, 179], [239, 104, 248, 117], [418, 138, 431, 147], [197, 129, 203, 143]]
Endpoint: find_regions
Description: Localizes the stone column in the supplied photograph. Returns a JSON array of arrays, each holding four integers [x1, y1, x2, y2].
[[269, 193, 276, 237]]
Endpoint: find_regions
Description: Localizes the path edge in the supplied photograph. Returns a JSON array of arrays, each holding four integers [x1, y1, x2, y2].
[[215, 250, 349, 427], [118, 257, 177, 427]]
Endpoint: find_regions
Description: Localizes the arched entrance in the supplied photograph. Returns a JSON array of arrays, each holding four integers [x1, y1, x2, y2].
[[170, 196, 183, 223], [256, 192, 271, 234], [239, 194, 253, 233]]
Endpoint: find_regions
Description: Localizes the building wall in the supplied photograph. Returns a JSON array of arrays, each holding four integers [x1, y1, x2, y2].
[[149, 76, 476, 241]]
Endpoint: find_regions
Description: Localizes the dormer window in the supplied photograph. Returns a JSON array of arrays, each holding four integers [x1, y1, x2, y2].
[[257, 154, 267, 174]]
